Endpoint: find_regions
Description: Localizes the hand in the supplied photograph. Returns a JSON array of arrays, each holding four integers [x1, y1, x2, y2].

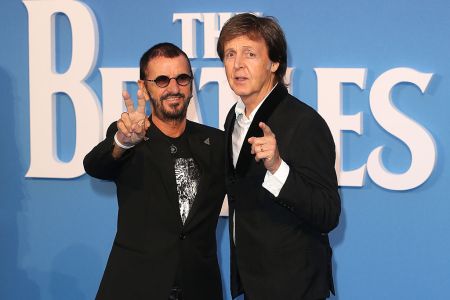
[[116, 89, 150, 146], [248, 122, 282, 174]]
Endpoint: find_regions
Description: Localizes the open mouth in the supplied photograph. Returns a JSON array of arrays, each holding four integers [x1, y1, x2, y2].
[[162, 93, 184, 102], [234, 76, 248, 82], [165, 97, 182, 102]]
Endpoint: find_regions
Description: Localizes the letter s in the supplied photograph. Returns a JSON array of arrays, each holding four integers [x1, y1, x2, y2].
[[368, 67, 435, 190]]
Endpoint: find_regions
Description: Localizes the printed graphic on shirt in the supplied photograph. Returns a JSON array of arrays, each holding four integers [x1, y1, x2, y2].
[[174, 158, 200, 224]]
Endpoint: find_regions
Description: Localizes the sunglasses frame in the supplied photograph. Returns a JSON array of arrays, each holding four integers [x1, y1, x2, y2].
[[143, 73, 193, 88]]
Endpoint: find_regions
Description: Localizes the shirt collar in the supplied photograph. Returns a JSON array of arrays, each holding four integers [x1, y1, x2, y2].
[[234, 83, 278, 122]]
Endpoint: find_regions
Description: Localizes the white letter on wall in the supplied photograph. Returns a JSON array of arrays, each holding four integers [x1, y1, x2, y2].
[[367, 67, 435, 190], [202, 13, 233, 59], [24, 0, 101, 178], [315, 68, 367, 187], [198, 67, 238, 129], [187, 68, 203, 124], [173, 13, 203, 58]]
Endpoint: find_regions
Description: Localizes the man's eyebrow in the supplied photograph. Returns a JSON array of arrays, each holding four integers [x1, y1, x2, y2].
[[240, 45, 255, 51], [225, 45, 254, 52], [224, 49, 235, 55]]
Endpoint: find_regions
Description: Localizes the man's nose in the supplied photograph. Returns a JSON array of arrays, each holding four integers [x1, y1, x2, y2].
[[166, 77, 181, 93], [234, 54, 243, 69]]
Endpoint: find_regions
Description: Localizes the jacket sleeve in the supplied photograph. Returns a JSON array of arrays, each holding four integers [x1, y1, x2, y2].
[[83, 122, 131, 181], [275, 112, 341, 233]]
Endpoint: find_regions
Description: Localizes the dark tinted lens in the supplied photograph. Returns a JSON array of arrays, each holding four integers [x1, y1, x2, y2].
[[176, 74, 192, 86], [154, 75, 170, 87]]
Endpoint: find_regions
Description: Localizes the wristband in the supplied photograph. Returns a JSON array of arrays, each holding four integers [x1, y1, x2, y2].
[[114, 132, 135, 149]]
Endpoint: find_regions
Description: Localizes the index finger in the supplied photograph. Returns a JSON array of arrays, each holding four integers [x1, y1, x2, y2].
[[259, 122, 274, 136], [122, 90, 135, 113], [136, 89, 147, 114]]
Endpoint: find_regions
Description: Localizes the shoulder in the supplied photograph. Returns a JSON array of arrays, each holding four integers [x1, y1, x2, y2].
[[280, 93, 312, 112], [272, 93, 333, 137], [186, 121, 224, 147], [188, 122, 225, 156], [277, 93, 322, 122], [187, 120, 223, 136]]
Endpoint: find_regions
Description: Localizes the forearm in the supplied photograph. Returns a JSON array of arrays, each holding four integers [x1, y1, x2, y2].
[[271, 114, 341, 233], [83, 137, 120, 180], [278, 170, 341, 233], [112, 142, 127, 160], [83, 122, 129, 180]]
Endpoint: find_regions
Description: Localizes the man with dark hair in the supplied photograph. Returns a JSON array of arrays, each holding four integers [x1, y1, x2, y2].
[[217, 13, 341, 300], [84, 42, 225, 300]]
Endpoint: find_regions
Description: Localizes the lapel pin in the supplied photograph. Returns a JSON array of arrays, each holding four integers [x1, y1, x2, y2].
[[204, 138, 210, 145]]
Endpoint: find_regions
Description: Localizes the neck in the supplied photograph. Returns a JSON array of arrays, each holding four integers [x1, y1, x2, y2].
[[151, 115, 187, 138], [242, 80, 277, 118], [243, 100, 260, 118]]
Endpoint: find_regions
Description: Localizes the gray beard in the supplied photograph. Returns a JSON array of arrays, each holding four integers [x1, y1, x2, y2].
[[150, 94, 191, 122]]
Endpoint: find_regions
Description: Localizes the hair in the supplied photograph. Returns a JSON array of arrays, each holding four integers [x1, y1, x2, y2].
[[139, 42, 192, 80], [217, 13, 288, 85]]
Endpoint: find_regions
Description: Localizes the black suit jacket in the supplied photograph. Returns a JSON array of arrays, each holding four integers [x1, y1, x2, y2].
[[84, 119, 225, 300], [225, 84, 341, 300]]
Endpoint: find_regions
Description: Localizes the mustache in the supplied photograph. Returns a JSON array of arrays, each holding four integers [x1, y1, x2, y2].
[[161, 93, 185, 101]]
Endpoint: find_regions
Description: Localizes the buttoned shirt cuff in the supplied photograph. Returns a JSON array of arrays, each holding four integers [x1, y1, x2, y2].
[[262, 160, 290, 197]]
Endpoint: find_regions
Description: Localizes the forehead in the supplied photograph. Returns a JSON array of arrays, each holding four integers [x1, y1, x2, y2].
[[146, 55, 190, 77], [224, 35, 268, 51]]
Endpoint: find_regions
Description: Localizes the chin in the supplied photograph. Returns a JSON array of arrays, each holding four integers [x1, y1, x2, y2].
[[231, 86, 248, 97]]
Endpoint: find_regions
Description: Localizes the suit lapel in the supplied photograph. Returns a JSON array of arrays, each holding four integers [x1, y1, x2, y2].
[[224, 105, 237, 176], [235, 84, 288, 176], [183, 121, 212, 227]]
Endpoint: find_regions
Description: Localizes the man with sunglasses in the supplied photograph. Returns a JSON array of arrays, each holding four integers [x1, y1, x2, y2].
[[84, 43, 225, 300]]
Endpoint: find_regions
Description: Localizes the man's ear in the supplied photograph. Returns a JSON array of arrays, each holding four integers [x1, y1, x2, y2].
[[270, 62, 280, 73]]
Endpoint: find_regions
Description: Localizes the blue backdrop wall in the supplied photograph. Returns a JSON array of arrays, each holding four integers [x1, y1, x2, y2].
[[1, 0, 450, 299]]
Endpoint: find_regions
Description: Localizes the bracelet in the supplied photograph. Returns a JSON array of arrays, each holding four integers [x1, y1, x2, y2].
[[114, 132, 135, 149]]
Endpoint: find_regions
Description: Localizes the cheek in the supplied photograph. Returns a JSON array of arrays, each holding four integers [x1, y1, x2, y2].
[[181, 86, 192, 98], [224, 65, 232, 77], [224, 60, 234, 72], [252, 63, 270, 80], [146, 86, 159, 100], [152, 92, 161, 102], [153, 92, 165, 104]]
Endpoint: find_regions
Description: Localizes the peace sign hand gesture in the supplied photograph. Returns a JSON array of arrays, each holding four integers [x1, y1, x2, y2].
[[115, 89, 150, 147]]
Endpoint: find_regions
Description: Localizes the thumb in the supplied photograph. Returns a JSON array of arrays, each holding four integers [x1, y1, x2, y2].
[[144, 118, 151, 131]]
